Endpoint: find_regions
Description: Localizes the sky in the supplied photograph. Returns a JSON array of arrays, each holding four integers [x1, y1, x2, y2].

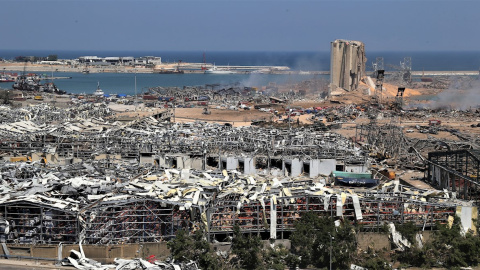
[[1, 0, 479, 52]]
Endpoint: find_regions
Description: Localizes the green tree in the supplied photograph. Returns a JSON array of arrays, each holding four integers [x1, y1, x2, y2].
[[290, 211, 356, 269], [262, 244, 298, 270], [231, 224, 263, 269], [393, 217, 480, 269], [289, 211, 325, 268], [430, 217, 480, 268], [167, 229, 225, 270], [358, 247, 392, 270], [0, 90, 12, 105], [395, 221, 419, 244]]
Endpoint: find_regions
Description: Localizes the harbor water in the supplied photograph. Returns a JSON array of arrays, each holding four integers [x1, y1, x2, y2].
[[25, 72, 321, 95], [1, 50, 480, 95]]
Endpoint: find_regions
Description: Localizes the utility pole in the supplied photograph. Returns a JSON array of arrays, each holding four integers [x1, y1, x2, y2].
[[329, 232, 334, 270]]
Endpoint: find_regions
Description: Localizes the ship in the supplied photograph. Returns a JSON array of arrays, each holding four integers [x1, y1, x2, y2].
[[420, 69, 433, 82], [204, 64, 236, 74], [12, 74, 66, 95], [157, 69, 184, 74], [93, 82, 104, 96], [0, 73, 15, 83], [157, 61, 184, 74]]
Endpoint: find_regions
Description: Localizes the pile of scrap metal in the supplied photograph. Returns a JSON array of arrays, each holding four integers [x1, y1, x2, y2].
[[0, 105, 367, 174], [63, 244, 198, 270], [0, 157, 471, 245], [0, 103, 475, 247], [0, 103, 112, 124]]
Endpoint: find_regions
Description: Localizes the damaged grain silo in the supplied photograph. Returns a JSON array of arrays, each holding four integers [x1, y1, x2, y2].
[[329, 39, 367, 95]]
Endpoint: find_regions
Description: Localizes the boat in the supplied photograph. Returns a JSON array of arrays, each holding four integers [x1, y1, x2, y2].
[[157, 68, 184, 74], [93, 82, 104, 96], [157, 60, 184, 74], [204, 64, 236, 74], [420, 69, 433, 82], [420, 77, 433, 82], [12, 74, 66, 94], [0, 73, 15, 82], [0, 77, 15, 83], [40, 82, 66, 94]]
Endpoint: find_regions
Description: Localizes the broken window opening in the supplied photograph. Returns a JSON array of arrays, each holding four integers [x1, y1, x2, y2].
[[206, 157, 218, 168], [285, 163, 292, 175], [303, 162, 310, 175], [270, 159, 282, 170], [238, 161, 245, 172], [336, 164, 344, 171]]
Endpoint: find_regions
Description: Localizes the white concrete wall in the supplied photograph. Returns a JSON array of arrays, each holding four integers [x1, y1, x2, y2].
[[283, 158, 303, 177], [226, 157, 239, 170], [345, 164, 368, 173], [242, 157, 256, 175], [317, 159, 337, 176], [140, 155, 154, 165], [220, 156, 239, 170]]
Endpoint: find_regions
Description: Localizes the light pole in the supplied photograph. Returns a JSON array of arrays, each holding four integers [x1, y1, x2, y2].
[[329, 232, 334, 270]]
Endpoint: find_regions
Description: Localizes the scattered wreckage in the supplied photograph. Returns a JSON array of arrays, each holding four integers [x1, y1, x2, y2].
[[0, 102, 478, 269]]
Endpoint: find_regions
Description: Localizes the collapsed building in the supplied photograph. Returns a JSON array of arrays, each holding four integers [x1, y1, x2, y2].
[[0, 103, 477, 248]]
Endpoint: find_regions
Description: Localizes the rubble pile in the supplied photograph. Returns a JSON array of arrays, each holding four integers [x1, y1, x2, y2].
[[0, 103, 475, 247], [0, 103, 113, 124], [0, 105, 365, 169], [0, 157, 469, 245]]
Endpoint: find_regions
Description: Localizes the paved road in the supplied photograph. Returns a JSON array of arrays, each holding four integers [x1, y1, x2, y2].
[[0, 266, 62, 270], [0, 260, 72, 270], [0, 265, 67, 270]]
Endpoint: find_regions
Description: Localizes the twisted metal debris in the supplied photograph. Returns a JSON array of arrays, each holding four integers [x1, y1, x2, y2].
[[0, 104, 474, 246]]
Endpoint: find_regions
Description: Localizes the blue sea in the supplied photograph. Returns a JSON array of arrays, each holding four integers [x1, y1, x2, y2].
[[1, 50, 479, 95]]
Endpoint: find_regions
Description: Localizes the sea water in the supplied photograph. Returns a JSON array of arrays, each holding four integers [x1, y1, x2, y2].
[[48, 72, 323, 96], [1, 50, 479, 95]]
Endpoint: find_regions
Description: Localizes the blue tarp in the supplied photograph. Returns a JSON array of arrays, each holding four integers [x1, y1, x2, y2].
[[117, 94, 127, 98]]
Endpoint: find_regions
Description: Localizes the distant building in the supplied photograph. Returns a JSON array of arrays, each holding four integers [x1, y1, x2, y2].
[[78, 56, 158, 66], [136, 56, 162, 65], [78, 56, 103, 63]]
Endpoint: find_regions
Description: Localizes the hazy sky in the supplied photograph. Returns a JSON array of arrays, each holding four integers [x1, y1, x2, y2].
[[1, 0, 479, 52]]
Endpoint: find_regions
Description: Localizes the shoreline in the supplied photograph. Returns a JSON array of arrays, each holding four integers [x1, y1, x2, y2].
[[1, 63, 479, 76]]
